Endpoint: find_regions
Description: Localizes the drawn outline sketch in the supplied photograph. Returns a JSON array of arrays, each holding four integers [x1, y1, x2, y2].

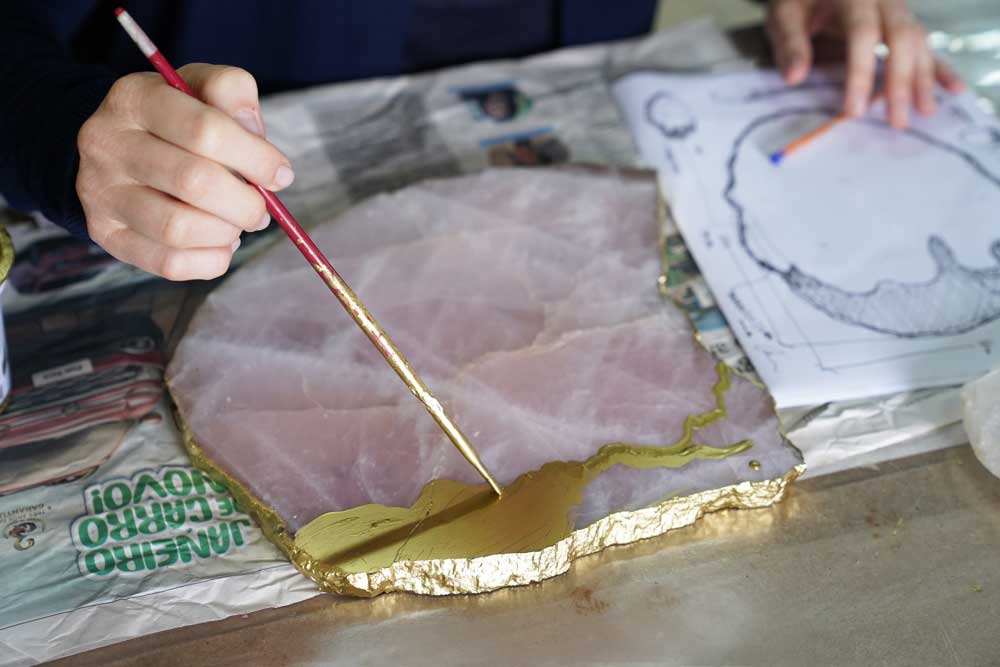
[[641, 81, 1000, 376], [644, 91, 697, 140], [644, 91, 696, 175], [723, 106, 1000, 339]]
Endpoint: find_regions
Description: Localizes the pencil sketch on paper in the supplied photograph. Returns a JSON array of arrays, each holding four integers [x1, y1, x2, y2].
[[614, 68, 1000, 405], [709, 80, 842, 104], [644, 91, 696, 174], [960, 125, 1000, 149], [645, 91, 696, 140], [724, 107, 1000, 339]]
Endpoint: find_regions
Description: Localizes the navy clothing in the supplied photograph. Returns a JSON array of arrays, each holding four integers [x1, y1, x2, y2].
[[0, 1, 656, 238]]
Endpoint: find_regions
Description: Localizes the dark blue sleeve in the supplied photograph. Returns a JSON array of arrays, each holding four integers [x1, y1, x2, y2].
[[0, 3, 115, 238], [560, 0, 657, 44]]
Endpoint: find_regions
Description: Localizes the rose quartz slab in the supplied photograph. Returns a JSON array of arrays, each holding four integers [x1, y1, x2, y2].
[[168, 169, 800, 534]]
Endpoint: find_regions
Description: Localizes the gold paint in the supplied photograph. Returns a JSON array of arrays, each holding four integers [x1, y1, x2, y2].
[[309, 261, 502, 496], [0, 226, 13, 284], [169, 361, 804, 597], [656, 194, 672, 299], [296, 361, 745, 580], [749, 460, 762, 471], [328, 466, 802, 597], [296, 439, 748, 577], [0, 225, 13, 415], [656, 193, 798, 415]]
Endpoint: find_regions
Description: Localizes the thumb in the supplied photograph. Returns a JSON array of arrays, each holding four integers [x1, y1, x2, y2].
[[767, 0, 814, 85], [177, 63, 266, 138]]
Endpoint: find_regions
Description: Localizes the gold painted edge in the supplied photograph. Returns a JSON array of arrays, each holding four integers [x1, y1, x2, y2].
[[0, 225, 13, 285], [0, 225, 13, 414], [655, 193, 807, 458], [167, 381, 308, 568], [321, 465, 804, 596], [655, 194, 770, 388], [168, 373, 803, 598]]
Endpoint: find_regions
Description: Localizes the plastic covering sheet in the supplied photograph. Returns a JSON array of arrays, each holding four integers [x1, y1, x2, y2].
[[962, 366, 1000, 477], [0, 20, 747, 665], [919, 0, 1000, 115]]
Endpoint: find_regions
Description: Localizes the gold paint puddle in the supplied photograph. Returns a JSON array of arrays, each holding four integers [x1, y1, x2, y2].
[[175, 361, 801, 597], [294, 361, 750, 573]]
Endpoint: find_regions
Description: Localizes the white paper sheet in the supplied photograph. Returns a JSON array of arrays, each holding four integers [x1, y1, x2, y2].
[[615, 68, 1000, 407]]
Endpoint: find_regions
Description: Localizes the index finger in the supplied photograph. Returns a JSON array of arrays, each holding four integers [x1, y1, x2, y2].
[[842, 1, 881, 117], [135, 83, 293, 191], [882, 1, 923, 128], [766, 0, 814, 85]]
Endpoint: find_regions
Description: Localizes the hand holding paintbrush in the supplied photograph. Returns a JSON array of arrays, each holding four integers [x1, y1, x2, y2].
[[76, 58, 289, 279], [109, 8, 502, 496]]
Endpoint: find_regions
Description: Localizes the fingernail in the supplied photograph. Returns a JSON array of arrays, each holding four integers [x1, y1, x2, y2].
[[234, 108, 265, 137], [255, 211, 271, 231], [274, 165, 295, 189], [231, 238, 242, 253]]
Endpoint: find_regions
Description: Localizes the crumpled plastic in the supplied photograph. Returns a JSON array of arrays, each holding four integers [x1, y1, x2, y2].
[[961, 366, 1000, 478], [925, 7, 1000, 116]]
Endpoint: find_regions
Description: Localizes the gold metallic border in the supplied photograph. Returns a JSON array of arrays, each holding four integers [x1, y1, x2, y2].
[[0, 225, 13, 285], [656, 193, 771, 394], [0, 224, 13, 415], [309, 466, 803, 596], [169, 363, 802, 597]]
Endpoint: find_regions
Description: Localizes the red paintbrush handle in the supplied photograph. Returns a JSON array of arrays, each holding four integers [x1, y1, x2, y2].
[[149, 52, 194, 96], [145, 35, 401, 375], [254, 189, 360, 318]]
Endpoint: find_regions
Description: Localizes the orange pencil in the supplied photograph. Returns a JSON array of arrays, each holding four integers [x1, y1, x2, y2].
[[769, 114, 847, 164], [771, 91, 887, 165]]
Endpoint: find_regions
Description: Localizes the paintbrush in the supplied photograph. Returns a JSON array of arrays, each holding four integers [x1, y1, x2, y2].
[[114, 8, 503, 497]]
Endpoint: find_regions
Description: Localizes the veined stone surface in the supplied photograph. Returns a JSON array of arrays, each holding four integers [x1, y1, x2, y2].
[[168, 169, 800, 538]]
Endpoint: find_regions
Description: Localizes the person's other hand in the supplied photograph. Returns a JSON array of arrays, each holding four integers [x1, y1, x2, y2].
[[766, 0, 965, 128], [77, 64, 294, 280]]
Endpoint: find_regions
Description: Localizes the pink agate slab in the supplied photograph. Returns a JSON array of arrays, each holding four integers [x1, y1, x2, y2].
[[168, 168, 801, 535]]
